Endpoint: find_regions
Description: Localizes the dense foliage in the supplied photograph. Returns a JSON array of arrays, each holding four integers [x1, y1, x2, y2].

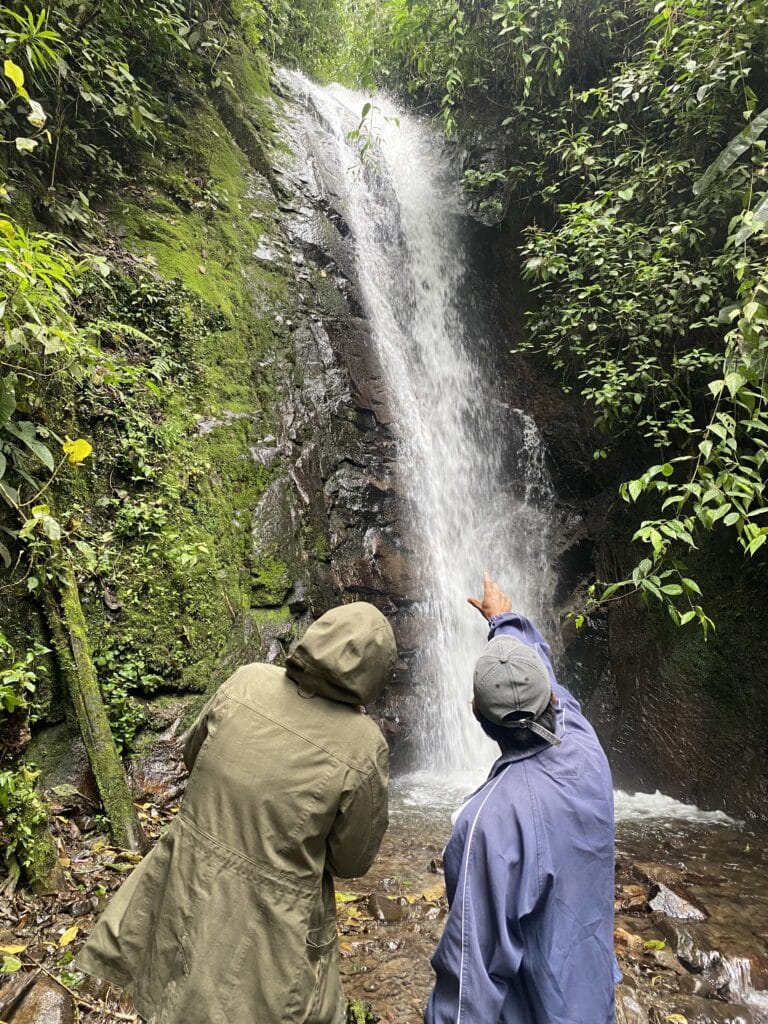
[[0, 0, 294, 873], [299, 0, 768, 629]]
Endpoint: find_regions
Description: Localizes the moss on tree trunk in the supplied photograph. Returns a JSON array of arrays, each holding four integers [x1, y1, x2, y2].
[[43, 562, 144, 852]]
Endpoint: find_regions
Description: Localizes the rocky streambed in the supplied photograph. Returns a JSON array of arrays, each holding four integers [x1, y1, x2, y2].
[[1, 755, 766, 1024], [336, 779, 768, 1024]]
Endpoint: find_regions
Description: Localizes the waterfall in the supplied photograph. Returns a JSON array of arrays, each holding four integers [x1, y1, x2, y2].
[[285, 73, 557, 775]]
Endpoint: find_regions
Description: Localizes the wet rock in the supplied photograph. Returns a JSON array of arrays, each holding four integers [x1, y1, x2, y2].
[[649, 946, 688, 975], [368, 894, 405, 923], [69, 897, 98, 916], [615, 926, 646, 957], [677, 973, 715, 998], [0, 974, 36, 1020], [616, 883, 651, 913], [127, 719, 187, 807], [195, 410, 251, 435], [649, 882, 708, 921], [249, 444, 282, 466], [648, 994, 754, 1024], [632, 861, 687, 888], [616, 985, 650, 1024], [1, 975, 75, 1024], [287, 581, 310, 614], [654, 918, 768, 1001]]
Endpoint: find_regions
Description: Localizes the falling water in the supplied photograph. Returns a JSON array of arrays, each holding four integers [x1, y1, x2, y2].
[[285, 73, 556, 774]]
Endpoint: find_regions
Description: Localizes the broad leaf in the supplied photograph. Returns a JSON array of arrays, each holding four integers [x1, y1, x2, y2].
[[733, 192, 768, 246], [3, 59, 26, 96], [0, 377, 16, 428], [6, 421, 55, 471], [15, 136, 39, 154], [693, 107, 768, 195]]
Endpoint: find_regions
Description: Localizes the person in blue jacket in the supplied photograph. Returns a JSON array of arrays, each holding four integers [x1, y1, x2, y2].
[[425, 574, 618, 1024]]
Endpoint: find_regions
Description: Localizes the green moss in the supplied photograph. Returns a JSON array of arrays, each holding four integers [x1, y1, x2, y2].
[[9, 38, 307, 810], [252, 556, 292, 606], [346, 999, 378, 1024], [9, 769, 59, 893]]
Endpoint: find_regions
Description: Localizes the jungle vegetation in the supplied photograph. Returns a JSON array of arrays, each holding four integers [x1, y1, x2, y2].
[[1, 0, 767, 880], [295, 0, 768, 633]]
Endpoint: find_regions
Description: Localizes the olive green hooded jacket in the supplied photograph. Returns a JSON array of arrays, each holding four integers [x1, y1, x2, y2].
[[77, 603, 395, 1024]]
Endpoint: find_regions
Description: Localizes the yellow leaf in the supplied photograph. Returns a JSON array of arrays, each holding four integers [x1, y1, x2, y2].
[[335, 891, 363, 904], [665, 1015, 689, 1023], [421, 885, 445, 902], [4, 59, 27, 98], [62, 437, 93, 465], [0, 944, 26, 954], [59, 924, 79, 947]]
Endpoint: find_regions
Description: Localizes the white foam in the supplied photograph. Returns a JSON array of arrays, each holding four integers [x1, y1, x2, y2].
[[614, 789, 736, 824], [393, 773, 736, 824]]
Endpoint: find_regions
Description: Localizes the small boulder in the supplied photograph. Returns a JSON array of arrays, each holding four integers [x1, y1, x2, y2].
[[3, 975, 75, 1024], [368, 893, 404, 923], [632, 861, 687, 888], [649, 883, 708, 921]]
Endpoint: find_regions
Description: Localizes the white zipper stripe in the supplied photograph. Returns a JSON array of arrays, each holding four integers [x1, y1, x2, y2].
[[456, 772, 506, 1024]]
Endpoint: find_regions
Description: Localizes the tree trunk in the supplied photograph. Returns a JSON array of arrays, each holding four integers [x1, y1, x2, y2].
[[43, 562, 144, 852]]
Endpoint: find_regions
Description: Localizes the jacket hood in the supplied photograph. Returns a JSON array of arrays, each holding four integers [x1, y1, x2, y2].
[[285, 603, 396, 705]]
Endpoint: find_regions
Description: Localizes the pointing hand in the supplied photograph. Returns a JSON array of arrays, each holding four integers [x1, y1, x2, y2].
[[468, 573, 513, 621]]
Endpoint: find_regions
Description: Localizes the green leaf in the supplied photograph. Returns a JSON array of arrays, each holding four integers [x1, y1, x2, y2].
[[724, 371, 746, 396], [733, 192, 768, 246], [693, 107, 768, 195], [0, 377, 16, 428], [681, 578, 702, 596], [14, 136, 38, 154], [628, 479, 643, 502], [6, 422, 54, 471], [1, 953, 22, 972], [41, 515, 61, 542], [26, 99, 47, 129], [3, 59, 26, 96], [747, 534, 768, 556]]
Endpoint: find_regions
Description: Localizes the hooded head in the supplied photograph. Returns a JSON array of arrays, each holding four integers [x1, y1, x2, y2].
[[285, 603, 396, 706]]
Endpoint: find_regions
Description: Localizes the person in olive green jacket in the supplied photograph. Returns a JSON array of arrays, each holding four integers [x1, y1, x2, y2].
[[77, 602, 396, 1024]]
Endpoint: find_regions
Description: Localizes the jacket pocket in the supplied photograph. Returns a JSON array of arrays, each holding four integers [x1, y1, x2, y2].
[[306, 922, 337, 963]]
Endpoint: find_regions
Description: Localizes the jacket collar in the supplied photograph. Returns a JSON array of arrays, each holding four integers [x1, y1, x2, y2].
[[488, 702, 566, 777]]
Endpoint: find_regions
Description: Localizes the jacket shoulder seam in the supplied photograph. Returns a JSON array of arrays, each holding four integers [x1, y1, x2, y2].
[[220, 691, 376, 773]]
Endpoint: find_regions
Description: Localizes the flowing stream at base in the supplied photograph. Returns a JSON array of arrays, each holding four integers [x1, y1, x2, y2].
[[283, 74, 768, 1021]]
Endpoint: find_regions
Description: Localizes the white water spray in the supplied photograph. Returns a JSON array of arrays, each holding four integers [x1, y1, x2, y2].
[[285, 73, 557, 774]]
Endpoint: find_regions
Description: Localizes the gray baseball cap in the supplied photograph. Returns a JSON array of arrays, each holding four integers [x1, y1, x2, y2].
[[473, 635, 561, 746]]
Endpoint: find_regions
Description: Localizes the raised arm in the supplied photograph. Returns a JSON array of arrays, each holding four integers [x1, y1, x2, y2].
[[467, 573, 582, 715]]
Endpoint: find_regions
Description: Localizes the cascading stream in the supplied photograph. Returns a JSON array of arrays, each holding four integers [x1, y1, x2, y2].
[[286, 72, 558, 775]]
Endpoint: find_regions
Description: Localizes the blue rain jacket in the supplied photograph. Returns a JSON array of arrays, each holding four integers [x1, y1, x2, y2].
[[426, 613, 617, 1024]]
